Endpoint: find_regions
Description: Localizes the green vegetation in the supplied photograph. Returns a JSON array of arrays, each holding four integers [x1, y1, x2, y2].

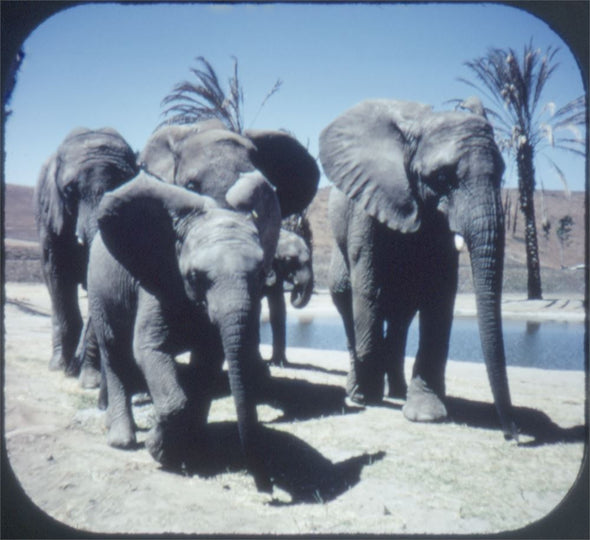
[[459, 41, 585, 299]]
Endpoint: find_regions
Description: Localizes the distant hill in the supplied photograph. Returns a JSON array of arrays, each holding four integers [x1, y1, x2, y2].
[[4, 184, 37, 242], [305, 186, 586, 293], [3, 183, 586, 293]]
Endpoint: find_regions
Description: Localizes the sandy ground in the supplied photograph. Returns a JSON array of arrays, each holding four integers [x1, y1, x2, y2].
[[3, 283, 588, 537]]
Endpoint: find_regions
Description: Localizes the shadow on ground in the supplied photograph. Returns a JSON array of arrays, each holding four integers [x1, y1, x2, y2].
[[201, 371, 360, 423], [162, 422, 385, 505], [261, 376, 359, 422], [269, 360, 347, 377], [188, 370, 585, 446], [445, 396, 586, 446]]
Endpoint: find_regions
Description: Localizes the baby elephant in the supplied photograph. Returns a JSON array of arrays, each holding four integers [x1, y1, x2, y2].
[[264, 228, 313, 366], [87, 171, 281, 492]]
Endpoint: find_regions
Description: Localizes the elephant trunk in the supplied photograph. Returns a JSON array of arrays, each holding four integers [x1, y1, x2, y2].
[[290, 266, 314, 308], [463, 185, 518, 441], [211, 287, 271, 492]]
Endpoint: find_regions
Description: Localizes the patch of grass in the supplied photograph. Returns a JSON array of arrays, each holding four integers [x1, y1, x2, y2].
[[72, 392, 100, 410]]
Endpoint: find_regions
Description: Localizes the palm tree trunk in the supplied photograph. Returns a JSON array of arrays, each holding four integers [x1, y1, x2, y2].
[[516, 141, 543, 299]]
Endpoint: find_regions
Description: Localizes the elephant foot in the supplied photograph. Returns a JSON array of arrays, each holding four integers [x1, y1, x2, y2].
[[386, 377, 407, 399], [270, 353, 289, 367], [107, 416, 137, 449], [402, 376, 447, 422], [346, 369, 383, 406], [79, 363, 101, 389], [48, 353, 65, 372], [345, 384, 382, 407], [249, 458, 273, 493], [145, 412, 202, 469]]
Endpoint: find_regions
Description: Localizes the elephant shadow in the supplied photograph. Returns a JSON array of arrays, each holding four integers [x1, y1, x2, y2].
[[205, 371, 361, 423], [260, 376, 360, 423], [165, 421, 385, 505], [445, 397, 586, 446], [272, 361, 348, 377]]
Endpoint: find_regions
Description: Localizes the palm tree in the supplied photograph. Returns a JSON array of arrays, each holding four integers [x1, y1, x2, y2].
[[458, 41, 585, 299], [159, 56, 282, 134]]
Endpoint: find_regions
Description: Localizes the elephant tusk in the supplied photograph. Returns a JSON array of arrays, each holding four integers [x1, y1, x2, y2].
[[454, 234, 465, 252], [77, 235, 84, 246]]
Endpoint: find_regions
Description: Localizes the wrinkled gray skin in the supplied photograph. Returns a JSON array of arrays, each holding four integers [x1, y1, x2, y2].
[[319, 99, 518, 440], [264, 228, 314, 366], [138, 119, 319, 218], [92, 120, 319, 409], [88, 172, 281, 492], [33, 127, 138, 381]]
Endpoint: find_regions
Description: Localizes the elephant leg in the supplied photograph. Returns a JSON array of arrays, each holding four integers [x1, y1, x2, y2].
[[182, 320, 225, 427], [384, 309, 414, 399], [266, 283, 288, 366], [40, 236, 85, 372], [349, 290, 385, 405], [138, 348, 196, 468], [403, 298, 455, 423], [75, 317, 102, 389], [329, 247, 355, 354], [47, 275, 83, 373], [330, 248, 366, 404], [97, 361, 108, 410], [100, 340, 136, 449], [329, 246, 363, 402], [343, 247, 384, 406], [133, 304, 197, 467]]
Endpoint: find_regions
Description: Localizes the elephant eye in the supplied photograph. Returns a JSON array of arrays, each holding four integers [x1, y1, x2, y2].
[[429, 165, 458, 194], [185, 180, 200, 193], [62, 182, 78, 198], [186, 270, 210, 306]]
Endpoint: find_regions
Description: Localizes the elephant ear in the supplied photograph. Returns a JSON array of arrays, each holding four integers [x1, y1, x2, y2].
[[138, 125, 196, 182], [226, 171, 281, 273], [98, 172, 216, 298], [34, 154, 67, 235], [245, 130, 320, 217], [319, 99, 431, 233]]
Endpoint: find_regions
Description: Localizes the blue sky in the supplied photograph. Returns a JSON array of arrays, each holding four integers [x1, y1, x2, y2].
[[4, 2, 587, 191]]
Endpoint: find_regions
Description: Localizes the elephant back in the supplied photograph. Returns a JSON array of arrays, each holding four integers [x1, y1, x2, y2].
[[59, 128, 138, 187], [140, 123, 319, 218]]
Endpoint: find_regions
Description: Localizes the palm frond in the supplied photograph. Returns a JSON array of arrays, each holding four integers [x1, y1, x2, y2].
[[160, 55, 282, 133], [544, 156, 571, 196], [248, 78, 283, 129]]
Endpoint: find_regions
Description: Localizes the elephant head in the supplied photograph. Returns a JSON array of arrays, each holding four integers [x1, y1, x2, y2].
[[97, 171, 281, 490], [35, 127, 138, 246], [319, 99, 516, 439], [138, 121, 319, 218], [275, 228, 314, 308]]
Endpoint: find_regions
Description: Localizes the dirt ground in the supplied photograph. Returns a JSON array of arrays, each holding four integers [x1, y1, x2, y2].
[[3, 283, 587, 536]]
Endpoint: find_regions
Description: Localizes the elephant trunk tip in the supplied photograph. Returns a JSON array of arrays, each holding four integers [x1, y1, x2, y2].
[[502, 419, 520, 443]]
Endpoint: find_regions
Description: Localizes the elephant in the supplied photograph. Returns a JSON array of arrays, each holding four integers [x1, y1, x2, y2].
[[319, 99, 518, 440], [33, 127, 138, 380], [137, 120, 319, 218], [88, 172, 282, 492], [263, 227, 314, 366], [91, 120, 319, 411]]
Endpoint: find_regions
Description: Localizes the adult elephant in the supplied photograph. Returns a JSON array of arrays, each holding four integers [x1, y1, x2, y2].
[[88, 172, 281, 492], [137, 120, 319, 218], [264, 227, 314, 366], [319, 99, 518, 440], [34, 127, 138, 380]]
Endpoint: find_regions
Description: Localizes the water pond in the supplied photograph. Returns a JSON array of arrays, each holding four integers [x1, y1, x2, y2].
[[260, 315, 586, 371]]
